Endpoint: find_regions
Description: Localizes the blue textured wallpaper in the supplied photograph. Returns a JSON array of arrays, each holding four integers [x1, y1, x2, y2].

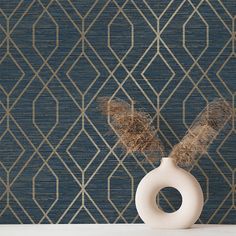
[[0, 0, 235, 224]]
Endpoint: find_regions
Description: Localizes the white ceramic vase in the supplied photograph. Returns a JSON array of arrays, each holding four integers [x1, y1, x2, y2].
[[135, 157, 204, 229]]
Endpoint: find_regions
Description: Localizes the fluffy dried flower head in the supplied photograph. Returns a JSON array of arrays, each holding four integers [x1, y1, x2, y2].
[[194, 98, 232, 131], [170, 125, 217, 166], [170, 99, 232, 165], [98, 97, 165, 161], [97, 97, 131, 117]]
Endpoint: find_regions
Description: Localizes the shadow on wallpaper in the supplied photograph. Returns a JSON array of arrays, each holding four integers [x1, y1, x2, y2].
[[0, 0, 235, 224]]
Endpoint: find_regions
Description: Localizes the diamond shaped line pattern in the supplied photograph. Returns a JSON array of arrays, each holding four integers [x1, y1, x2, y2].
[[0, 0, 235, 224]]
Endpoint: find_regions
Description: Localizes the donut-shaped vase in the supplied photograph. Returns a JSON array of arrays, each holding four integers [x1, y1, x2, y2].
[[135, 157, 204, 229]]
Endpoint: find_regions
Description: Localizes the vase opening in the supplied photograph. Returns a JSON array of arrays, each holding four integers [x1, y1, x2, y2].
[[156, 187, 182, 213]]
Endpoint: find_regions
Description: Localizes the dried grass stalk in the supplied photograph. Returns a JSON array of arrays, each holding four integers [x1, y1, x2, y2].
[[98, 97, 165, 161], [170, 99, 232, 165]]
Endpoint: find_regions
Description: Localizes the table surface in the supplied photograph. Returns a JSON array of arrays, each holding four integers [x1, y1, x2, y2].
[[0, 224, 236, 236]]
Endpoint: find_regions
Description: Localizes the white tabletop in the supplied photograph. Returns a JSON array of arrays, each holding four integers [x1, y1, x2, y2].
[[0, 224, 235, 236]]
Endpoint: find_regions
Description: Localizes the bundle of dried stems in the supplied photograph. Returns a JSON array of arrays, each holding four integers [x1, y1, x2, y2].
[[98, 97, 232, 166]]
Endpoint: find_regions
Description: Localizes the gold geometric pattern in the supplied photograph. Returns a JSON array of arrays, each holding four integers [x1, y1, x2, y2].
[[0, 0, 235, 224]]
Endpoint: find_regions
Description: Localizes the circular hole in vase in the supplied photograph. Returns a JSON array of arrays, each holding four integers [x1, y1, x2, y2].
[[156, 187, 182, 213]]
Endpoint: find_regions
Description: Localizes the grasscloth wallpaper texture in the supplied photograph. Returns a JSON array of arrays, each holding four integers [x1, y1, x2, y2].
[[0, 0, 235, 224]]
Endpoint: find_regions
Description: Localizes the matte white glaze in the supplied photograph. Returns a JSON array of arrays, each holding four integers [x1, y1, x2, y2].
[[135, 157, 204, 229]]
